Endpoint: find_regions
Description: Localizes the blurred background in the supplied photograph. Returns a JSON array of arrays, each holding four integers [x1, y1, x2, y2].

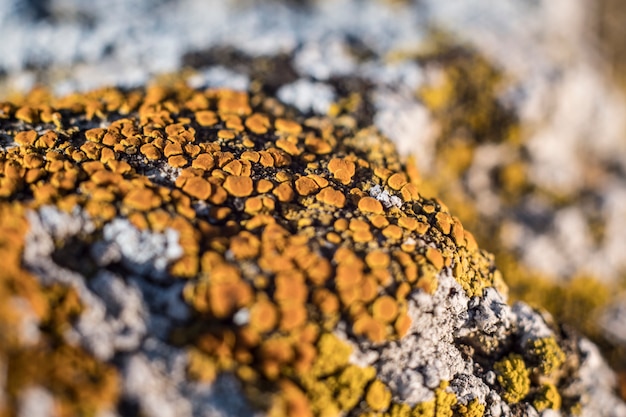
[[1, 0, 625, 397]]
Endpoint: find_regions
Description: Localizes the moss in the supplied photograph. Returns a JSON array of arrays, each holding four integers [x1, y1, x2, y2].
[[494, 354, 530, 404]]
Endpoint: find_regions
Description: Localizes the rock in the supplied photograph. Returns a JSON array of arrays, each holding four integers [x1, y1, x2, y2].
[[0, 77, 624, 416], [1, 0, 626, 415]]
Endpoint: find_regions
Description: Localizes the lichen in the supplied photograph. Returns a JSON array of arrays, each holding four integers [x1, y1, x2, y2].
[[0, 72, 617, 416], [533, 383, 562, 412], [456, 398, 485, 417], [494, 353, 530, 404], [527, 337, 566, 377]]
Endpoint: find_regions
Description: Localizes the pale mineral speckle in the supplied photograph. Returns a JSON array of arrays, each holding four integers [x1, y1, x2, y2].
[[123, 354, 193, 417], [578, 337, 626, 417], [17, 386, 55, 417], [352, 272, 472, 403], [373, 94, 436, 169], [9, 297, 41, 346], [87, 271, 148, 353], [276, 79, 336, 114], [512, 302, 553, 345], [187, 66, 250, 91], [294, 38, 357, 81], [464, 287, 512, 338], [449, 373, 490, 406], [369, 184, 403, 209], [599, 300, 626, 345], [100, 218, 183, 279]]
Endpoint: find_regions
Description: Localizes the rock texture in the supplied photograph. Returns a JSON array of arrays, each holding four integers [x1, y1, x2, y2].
[[0, 79, 625, 416], [1, 0, 626, 416]]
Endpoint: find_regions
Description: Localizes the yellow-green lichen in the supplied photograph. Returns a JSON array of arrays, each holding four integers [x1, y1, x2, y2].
[[299, 333, 377, 415], [0, 73, 581, 416], [332, 365, 377, 411], [456, 398, 485, 417], [494, 353, 530, 404], [527, 337, 566, 376], [413, 35, 626, 381], [411, 398, 435, 417], [434, 382, 457, 417], [365, 379, 393, 412], [533, 383, 562, 412]]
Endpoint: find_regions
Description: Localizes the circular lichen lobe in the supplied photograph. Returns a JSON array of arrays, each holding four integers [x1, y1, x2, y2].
[[0, 82, 504, 417]]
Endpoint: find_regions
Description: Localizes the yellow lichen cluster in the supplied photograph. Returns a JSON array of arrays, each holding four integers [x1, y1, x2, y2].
[[0, 79, 504, 416], [527, 337, 566, 377], [494, 353, 531, 404], [415, 39, 626, 395]]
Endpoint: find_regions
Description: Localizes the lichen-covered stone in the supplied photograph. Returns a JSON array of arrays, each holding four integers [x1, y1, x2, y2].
[[0, 76, 623, 417], [1, 1, 626, 415]]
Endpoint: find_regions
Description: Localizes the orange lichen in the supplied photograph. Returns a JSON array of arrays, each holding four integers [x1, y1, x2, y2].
[[327, 157, 356, 185], [315, 187, 346, 208], [123, 188, 161, 211], [223, 175, 254, 197], [365, 379, 392, 412], [295, 176, 321, 196], [245, 113, 270, 134], [387, 173, 408, 190], [382, 225, 403, 240], [273, 182, 295, 203], [0, 81, 509, 417], [275, 118, 303, 135], [182, 176, 213, 200], [371, 295, 399, 323], [358, 196, 384, 214], [249, 297, 279, 333]]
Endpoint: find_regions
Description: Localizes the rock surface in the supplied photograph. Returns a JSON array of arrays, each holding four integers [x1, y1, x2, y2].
[[0, 78, 624, 417], [1, 0, 626, 416]]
